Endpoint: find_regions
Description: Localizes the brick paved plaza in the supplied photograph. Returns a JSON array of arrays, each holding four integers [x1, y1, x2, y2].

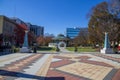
[[0, 52, 120, 80]]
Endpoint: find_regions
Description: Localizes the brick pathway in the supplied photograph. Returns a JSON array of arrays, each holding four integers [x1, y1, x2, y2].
[[46, 54, 120, 80], [0, 53, 120, 80]]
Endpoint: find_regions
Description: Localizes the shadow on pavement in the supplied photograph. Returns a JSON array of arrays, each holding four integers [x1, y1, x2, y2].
[[0, 69, 65, 80], [45, 77, 65, 80], [0, 52, 13, 56]]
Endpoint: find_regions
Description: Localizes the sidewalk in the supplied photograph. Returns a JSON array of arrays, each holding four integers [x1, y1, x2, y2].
[[0, 52, 120, 80], [59, 48, 71, 53]]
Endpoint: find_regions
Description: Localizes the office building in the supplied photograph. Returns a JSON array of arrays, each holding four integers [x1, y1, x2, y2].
[[27, 23, 44, 37], [66, 27, 88, 39]]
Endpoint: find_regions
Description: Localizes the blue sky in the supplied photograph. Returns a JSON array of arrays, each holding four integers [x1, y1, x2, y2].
[[0, 0, 105, 36]]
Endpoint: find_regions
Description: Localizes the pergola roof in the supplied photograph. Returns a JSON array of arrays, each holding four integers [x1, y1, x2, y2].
[[52, 35, 69, 41]]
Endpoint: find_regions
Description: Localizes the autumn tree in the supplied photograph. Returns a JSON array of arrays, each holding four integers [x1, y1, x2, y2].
[[74, 28, 89, 46], [36, 36, 53, 46], [109, 0, 120, 43], [88, 1, 120, 47]]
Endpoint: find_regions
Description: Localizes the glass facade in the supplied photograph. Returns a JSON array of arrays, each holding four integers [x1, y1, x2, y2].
[[26, 23, 44, 37], [30, 25, 44, 37], [66, 27, 88, 39], [66, 28, 80, 39]]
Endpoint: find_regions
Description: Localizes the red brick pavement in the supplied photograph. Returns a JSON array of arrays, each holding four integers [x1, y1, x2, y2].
[[54, 56, 71, 60], [75, 56, 91, 60], [50, 60, 74, 68], [0, 54, 44, 79], [0, 54, 120, 80], [4, 54, 43, 71], [112, 69, 120, 80], [47, 55, 120, 80], [80, 59, 114, 68], [46, 70, 86, 80], [94, 54, 120, 63]]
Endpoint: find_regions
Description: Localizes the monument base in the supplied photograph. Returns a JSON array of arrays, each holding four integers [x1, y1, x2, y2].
[[100, 48, 114, 54], [20, 47, 30, 53]]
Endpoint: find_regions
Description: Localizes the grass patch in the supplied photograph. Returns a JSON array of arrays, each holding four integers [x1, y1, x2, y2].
[[37, 46, 55, 51], [66, 47, 97, 52]]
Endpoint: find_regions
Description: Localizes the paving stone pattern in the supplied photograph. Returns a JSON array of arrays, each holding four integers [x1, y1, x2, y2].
[[0, 53, 120, 80]]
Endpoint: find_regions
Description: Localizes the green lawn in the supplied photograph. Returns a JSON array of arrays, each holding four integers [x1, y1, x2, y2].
[[66, 47, 97, 52], [37, 46, 98, 52], [37, 46, 56, 51]]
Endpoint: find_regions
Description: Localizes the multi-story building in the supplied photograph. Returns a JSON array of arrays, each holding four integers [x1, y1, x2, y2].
[[66, 27, 88, 39], [11, 18, 29, 47], [26, 23, 44, 37], [11, 17, 28, 30], [0, 15, 44, 50], [0, 15, 17, 47]]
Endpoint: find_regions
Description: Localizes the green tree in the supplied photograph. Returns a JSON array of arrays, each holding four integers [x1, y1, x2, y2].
[[88, 1, 120, 47]]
